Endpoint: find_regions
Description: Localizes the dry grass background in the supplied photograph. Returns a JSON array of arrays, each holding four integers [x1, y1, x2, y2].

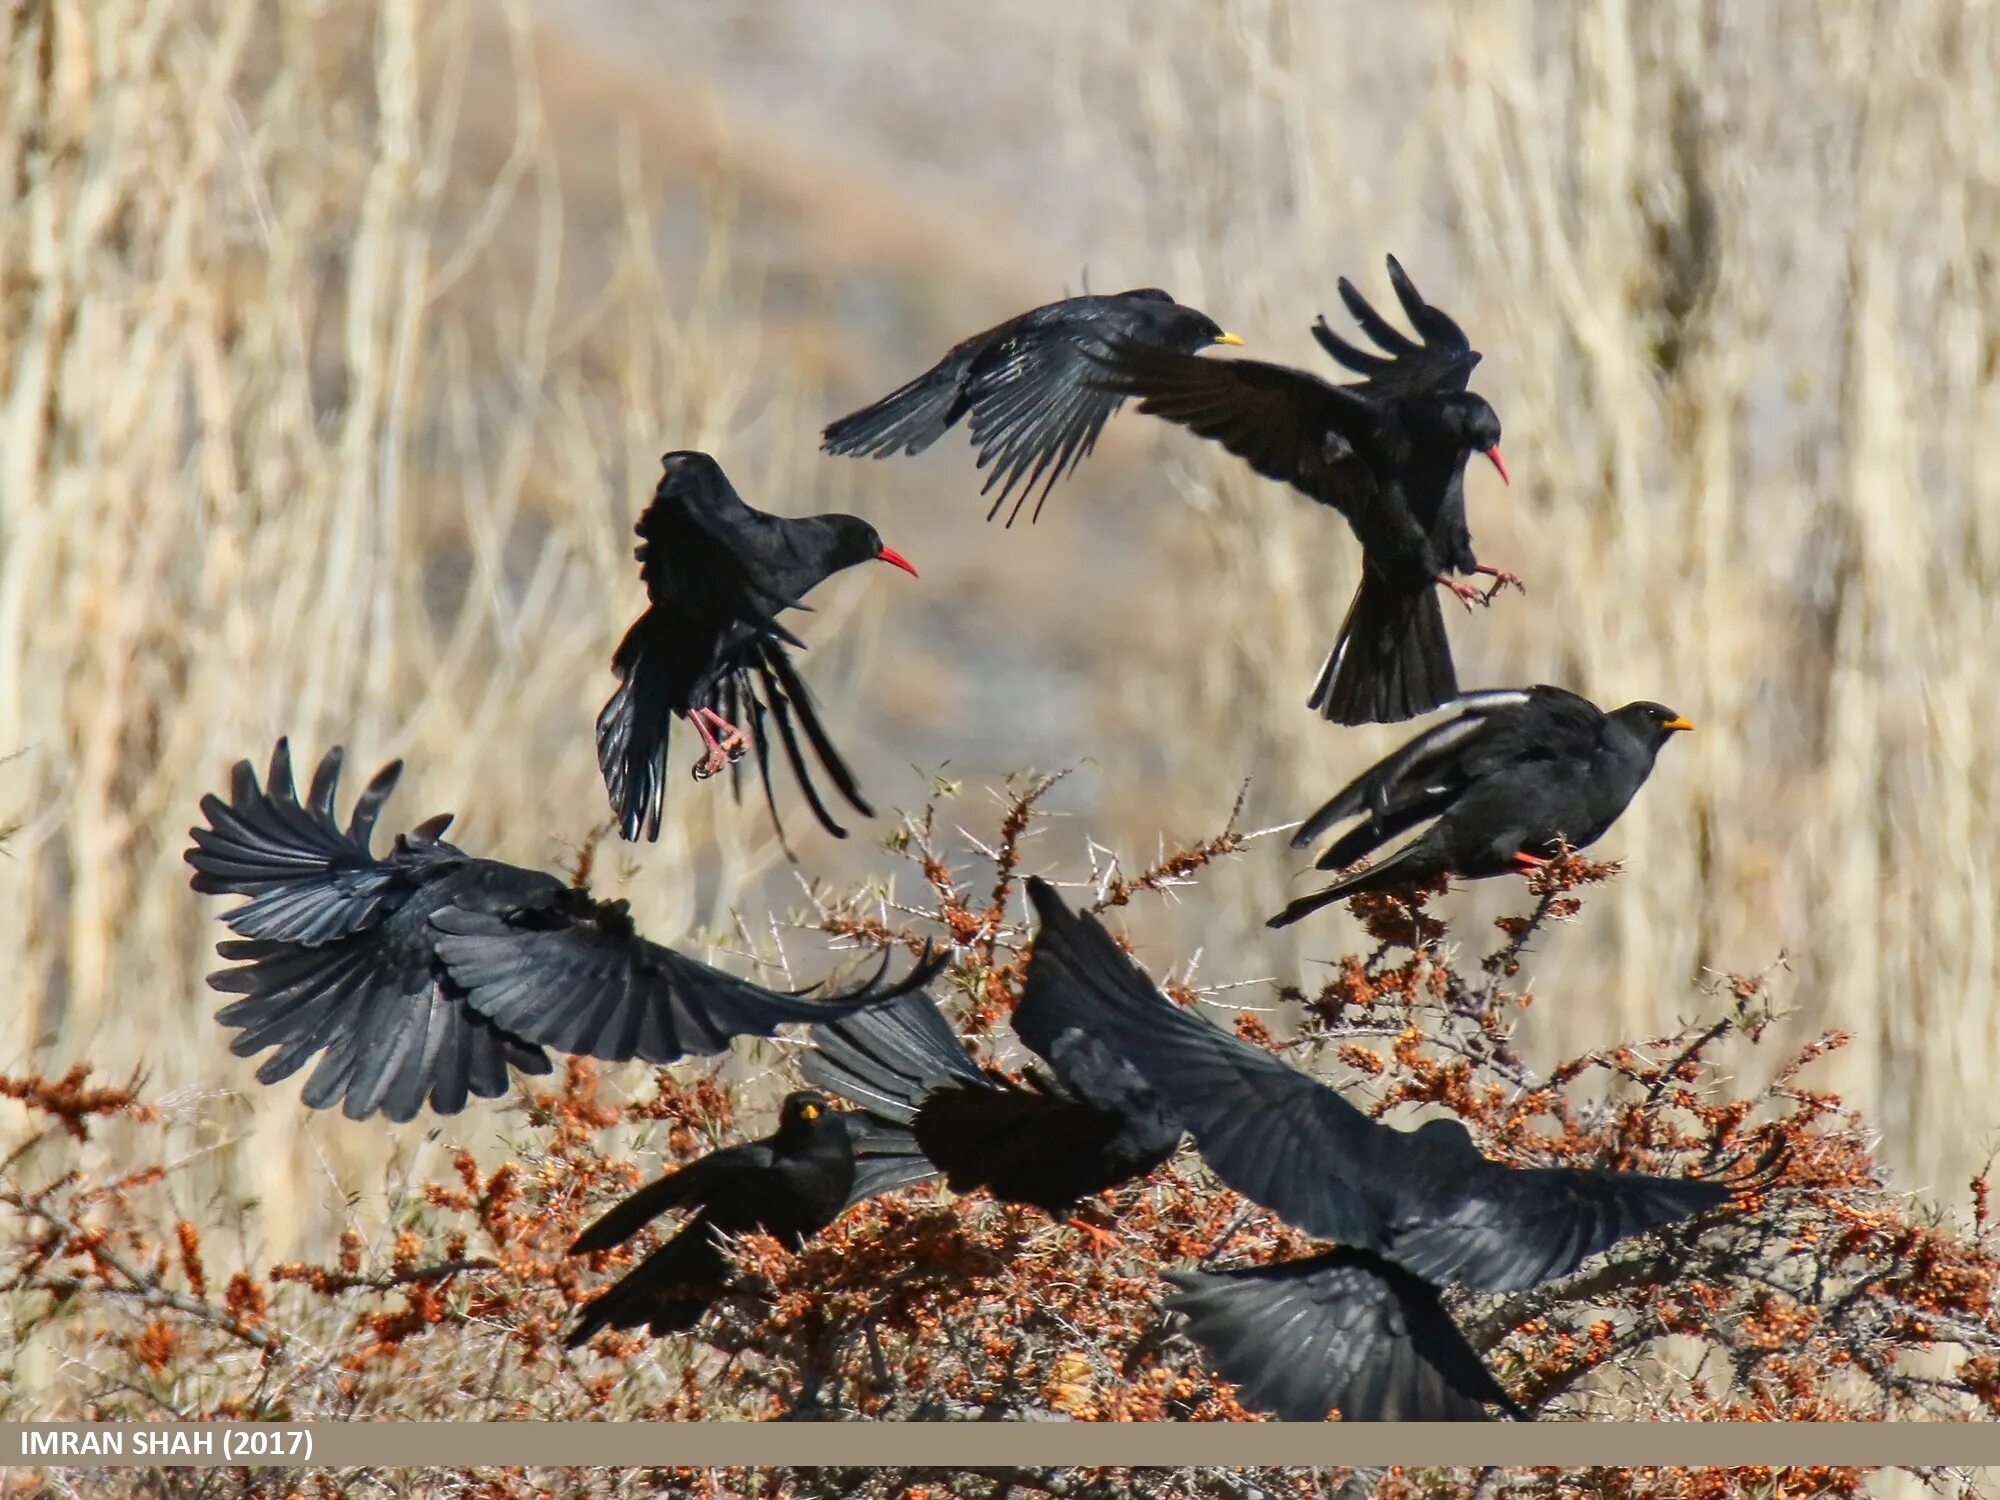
[[2, 0, 1998, 1411]]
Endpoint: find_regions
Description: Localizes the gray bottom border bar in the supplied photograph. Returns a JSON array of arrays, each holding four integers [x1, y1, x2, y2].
[[3, 1422, 1997, 1468]]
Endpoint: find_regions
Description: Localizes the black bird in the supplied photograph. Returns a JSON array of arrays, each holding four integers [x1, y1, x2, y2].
[[1089, 255, 1512, 725], [1021, 876, 1734, 1420], [801, 923, 1182, 1243], [822, 289, 1241, 525], [185, 739, 943, 1122], [598, 450, 918, 848], [566, 1089, 926, 1345], [1270, 686, 1693, 929]]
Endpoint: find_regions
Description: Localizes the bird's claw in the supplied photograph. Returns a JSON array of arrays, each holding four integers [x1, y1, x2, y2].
[[1066, 1216, 1122, 1255], [1477, 566, 1526, 602], [690, 749, 733, 782], [1437, 575, 1485, 612]]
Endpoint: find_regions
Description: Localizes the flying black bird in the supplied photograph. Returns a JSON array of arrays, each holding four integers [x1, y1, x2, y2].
[[566, 1089, 928, 1345], [821, 289, 1241, 525], [1270, 686, 1693, 929], [1089, 255, 1512, 725], [185, 739, 943, 1122], [801, 926, 1182, 1244], [1021, 876, 1734, 1420], [598, 450, 918, 848]]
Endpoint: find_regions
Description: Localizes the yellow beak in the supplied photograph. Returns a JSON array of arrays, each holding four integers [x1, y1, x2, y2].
[[1214, 332, 1245, 347], [1664, 716, 1694, 732]]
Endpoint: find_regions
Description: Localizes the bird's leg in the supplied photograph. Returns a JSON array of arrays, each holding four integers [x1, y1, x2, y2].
[[1511, 851, 1550, 874], [1064, 1213, 1122, 1256], [687, 708, 751, 781], [1435, 573, 1487, 612], [1474, 563, 1526, 601]]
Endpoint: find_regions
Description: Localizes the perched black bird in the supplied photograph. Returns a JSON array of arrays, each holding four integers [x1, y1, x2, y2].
[[1089, 255, 1512, 725], [1270, 686, 1693, 929], [1022, 876, 1734, 1420], [598, 450, 918, 848], [801, 919, 1183, 1244], [185, 740, 943, 1122], [566, 1090, 925, 1345], [821, 289, 1240, 525]]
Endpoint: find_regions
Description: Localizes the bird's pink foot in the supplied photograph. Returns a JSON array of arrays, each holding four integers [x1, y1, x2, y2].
[[1436, 574, 1486, 612], [688, 709, 750, 782], [1066, 1215, 1121, 1255], [1475, 564, 1526, 601]]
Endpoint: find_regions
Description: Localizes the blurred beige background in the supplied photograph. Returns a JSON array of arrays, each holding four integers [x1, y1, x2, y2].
[[3, 0, 1997, 1270]]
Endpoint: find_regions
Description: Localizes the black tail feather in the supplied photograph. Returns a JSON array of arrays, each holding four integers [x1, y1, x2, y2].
[[1311, 572, 1457, 726], [565, 1223, 729, 1347], [598, 613, 674, 843], [822, 358, 972, 459], [1266, 836, 1437, 930]]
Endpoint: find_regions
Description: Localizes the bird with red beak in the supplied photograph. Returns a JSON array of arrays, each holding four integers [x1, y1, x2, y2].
[[598, 450, 919, 852]]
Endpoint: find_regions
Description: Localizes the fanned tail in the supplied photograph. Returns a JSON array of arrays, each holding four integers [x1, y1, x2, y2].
[[1312, 572, 1457, 726]]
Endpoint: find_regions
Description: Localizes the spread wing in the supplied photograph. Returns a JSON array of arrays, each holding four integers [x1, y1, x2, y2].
[[1020, 878, 1390, 1251], [962, 324, 1130, 525], [716, 640, 876, 855], [1086, 340, 1386, 533], [1165, 1251, 1522, 1421], [185, 740, 431, 945], [430, 893, 948, 1067], [1388, 1160, 1733, 1293], [1311, 254, 1482, 399]]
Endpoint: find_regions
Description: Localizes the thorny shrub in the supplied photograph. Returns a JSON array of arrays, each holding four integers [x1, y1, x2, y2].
[[2, 774, 1996, 1500]]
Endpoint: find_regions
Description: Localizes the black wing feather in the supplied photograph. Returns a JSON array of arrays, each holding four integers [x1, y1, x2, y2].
[[1021, 879, 1388, 1251], [1086, 340, 1382, 532], [185, 741, 420, 944], [1165, 1251, 1522, 1421]]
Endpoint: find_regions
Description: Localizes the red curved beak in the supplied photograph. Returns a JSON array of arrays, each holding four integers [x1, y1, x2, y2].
[[1484, 445, 1510, 486], [876, 544, 919, 578]]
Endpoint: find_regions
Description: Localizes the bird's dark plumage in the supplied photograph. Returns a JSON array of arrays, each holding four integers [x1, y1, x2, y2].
[[1271, 686, 1693, 928], [186, 739, 944, 1122], [1020, 877, 1734, 1420], [822, 290, 1238, 525], [1089, 256, 1510, 725], [1164, 1251, 1526, 1422], [566, 1090, 871, 1345], [598, 450, 918, 850], [802, 915, 1184, 1221]]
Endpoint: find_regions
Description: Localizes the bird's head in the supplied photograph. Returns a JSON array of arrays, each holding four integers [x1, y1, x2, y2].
[[1412, 1116, 1485, 1161], [658, 449, 729, 487], [823, 515, 919, 579], [1120, 290, 1244, 352], [1182, 307, 1245, 351], [780, 1091, 833, 1132], [1436, 393, 1508, 486], [1611, 700, 1696, 753]]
